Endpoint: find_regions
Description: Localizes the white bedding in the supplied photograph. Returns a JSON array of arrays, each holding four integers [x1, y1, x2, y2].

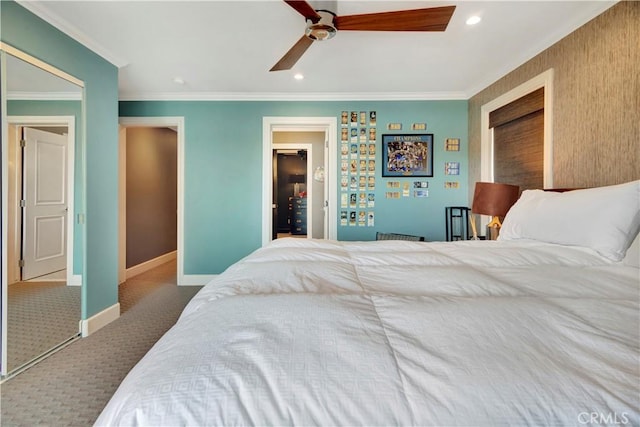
[[95, 238, 640, 426]]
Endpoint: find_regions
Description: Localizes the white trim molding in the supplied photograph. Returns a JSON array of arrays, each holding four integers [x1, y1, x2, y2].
[[80, 302, 120, 337], [480, 69, 554, 188], [68, 274, 82, 287], [118, 117, 186, 285], [126, 251, 177, 280]]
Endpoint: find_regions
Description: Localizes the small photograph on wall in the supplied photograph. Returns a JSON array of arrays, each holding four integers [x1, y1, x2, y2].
[[369, 128, 376, 141], [341, 128, 348, 142], [414, 189, 429, 198], [341, 111, 348, 126], [341, 176, 348, 190], [368, 211, 375, 227], [349, 193, 357, 208], [350, 128, 358, 142], [445, 162, 460, 175], [445, 138, 460, 151], [402, 182, 410, 197], [350, 176, 357, 190], [370, 111, 377, 126], [350, 111, 358, 127], [341, 144, 349, 157], [340, 211, 348, 226], [412, 123, 427, 131], [358, 211, 366, 226], [359, 192, 367, 208], [413, 181, 428, 188], [367, 193, 375, 207], [349, 211, 356, 226], [359, 111, 367, 126], [368, 175, 375, 189], [382, 134, 434, 177], [341, 193, 348, 208], [445, 181, 460, 189]]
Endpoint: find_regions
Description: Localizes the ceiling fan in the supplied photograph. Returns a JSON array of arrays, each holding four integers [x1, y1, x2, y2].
[[270, 0, 456, 72]]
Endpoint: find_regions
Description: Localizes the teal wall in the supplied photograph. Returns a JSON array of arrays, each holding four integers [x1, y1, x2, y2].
[[7, 100, 83, 276], [1, 1, 119, 319], [120, 100, 468, 274]]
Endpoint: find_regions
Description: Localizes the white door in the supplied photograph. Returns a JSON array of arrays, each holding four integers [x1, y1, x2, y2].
[[22, 127, 68, 280]]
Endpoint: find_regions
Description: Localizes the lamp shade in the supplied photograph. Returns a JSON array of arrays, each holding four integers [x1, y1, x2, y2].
[[288, 174, 305, 184], [472, 182, 520, 217]]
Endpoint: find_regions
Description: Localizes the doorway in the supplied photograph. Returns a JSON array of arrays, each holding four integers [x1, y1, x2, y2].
[[118, 117, 185, 285], [6, 117, 76, 286], [262, 117, 338, 246], [273, 147, 311, 239]]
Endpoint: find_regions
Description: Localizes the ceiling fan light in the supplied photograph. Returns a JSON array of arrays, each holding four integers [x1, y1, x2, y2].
[[305, 24, 336, 40], [305, 10, 337, 41]]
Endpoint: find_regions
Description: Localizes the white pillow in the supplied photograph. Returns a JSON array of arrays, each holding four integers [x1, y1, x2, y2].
[[499, 180, 640, 261]]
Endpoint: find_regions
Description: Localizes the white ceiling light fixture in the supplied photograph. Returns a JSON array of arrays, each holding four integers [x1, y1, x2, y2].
[[466, 15, 482, 26], [294, 73, 304, 81], [173, 77, 185, 85]]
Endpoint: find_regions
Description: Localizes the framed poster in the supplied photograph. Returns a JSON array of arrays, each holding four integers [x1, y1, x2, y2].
[[381, 134, 434, 177]]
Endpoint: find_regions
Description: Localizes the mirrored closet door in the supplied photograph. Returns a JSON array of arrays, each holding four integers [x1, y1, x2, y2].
[[1, 44, 85, 378]]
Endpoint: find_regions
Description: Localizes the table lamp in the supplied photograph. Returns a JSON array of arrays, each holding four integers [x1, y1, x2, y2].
[[470, 182, 520, 240]]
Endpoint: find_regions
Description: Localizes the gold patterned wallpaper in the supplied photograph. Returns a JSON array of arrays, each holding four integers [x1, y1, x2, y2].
[[468, 1, 639, 196]]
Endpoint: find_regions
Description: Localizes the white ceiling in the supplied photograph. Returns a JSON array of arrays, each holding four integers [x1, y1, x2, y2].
[[20, 0, 617, 100]]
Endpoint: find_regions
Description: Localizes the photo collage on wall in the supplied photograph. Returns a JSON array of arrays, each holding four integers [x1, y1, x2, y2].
[[340, 111, 376, 227]]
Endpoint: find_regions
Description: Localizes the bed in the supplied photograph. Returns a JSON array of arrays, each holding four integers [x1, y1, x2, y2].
[[95, 181, 640, 426]]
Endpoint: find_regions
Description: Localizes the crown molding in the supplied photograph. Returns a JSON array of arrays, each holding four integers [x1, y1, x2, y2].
[[16, 0, 129, 68], [118, 91, 468, 102]]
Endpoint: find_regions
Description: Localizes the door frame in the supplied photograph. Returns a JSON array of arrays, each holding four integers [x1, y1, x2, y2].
[[479, 69, 554, 231], [118, 117, 185, 285], [480, 69, 554, 186], [273, 144, 313, 237], [262, 117, 337, 246], [6, 116, 77, 286]]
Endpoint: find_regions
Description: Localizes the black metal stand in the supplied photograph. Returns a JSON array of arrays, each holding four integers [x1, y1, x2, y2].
[[445, 207, 470, 241]]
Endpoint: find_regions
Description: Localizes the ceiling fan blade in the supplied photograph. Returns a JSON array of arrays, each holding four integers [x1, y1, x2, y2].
[[334, 6, 456, 32], [270, 35, 314, 72], [284, 0, 321, 22]]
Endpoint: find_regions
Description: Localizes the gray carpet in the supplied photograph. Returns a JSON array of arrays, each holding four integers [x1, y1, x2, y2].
[[0, 260, 202, 426], [7, 281, 81, 372]]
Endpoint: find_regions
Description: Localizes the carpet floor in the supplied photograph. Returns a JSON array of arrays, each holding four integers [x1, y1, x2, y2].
[[0, 260, 202, 426], [7, 281, 81, 372]]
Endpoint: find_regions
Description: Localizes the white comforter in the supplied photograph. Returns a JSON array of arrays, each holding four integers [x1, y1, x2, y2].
[[96, 238, 640, 426]]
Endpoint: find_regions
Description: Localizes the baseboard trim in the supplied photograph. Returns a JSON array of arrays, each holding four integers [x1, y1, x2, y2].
[[180, 274, 217, 286], [126, 250, 177, 280], [81, 303, 120, 337], [67, 274, 82, 286]]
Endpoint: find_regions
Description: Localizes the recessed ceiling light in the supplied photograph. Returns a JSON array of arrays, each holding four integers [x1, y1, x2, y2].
[[466, 16, 481, 26], [294, 73, 304, 80], [173, 77, 185, 85]]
